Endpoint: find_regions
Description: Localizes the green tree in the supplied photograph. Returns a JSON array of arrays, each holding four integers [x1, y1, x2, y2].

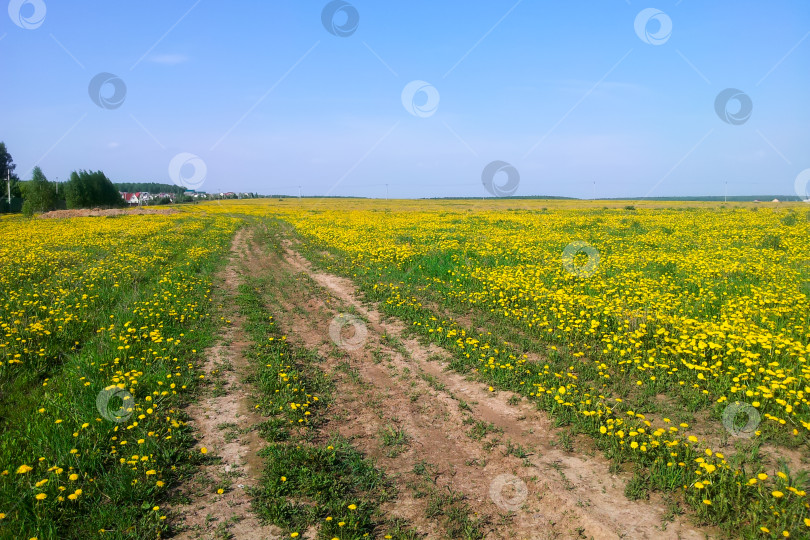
[[21, 166, 58, 216], [64, 170, 126, 209], [0, 142, 21, 199], [113, 182, 185, 195]]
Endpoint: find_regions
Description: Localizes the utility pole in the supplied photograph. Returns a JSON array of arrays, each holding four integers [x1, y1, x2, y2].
[[592, 181, 596, 200], [298, 185, 302, 199], [724, 180, 727, 203], [6, 169, 10, 202], [385, 183, 389, 200]]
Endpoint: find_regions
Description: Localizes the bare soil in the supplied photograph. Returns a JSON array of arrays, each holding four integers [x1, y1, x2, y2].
[[244, 232, 720, 539], [171, 228, 282, 540], [38, 207, 178, 219], [171, 225, 722, 539]]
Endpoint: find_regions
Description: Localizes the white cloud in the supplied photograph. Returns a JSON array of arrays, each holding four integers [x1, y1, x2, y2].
[[148, 53, 189, 65], [555, 79, 647, 98]]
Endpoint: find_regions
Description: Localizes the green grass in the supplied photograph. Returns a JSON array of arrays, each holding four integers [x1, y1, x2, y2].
[[0, 214, 240, 539], [283, 210, 810, 539], [235, 227, 419, 539], [409, 461, 487, 539], [464, 418, 502, 441], [379, 424, 411, 457]]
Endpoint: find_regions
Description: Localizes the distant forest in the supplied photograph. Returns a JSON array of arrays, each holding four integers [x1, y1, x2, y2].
[[617, 195, 801, 202], [113, 182, 189, 194]]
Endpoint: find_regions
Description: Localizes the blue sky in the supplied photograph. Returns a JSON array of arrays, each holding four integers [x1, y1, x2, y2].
[[3, 1, 809, 198]]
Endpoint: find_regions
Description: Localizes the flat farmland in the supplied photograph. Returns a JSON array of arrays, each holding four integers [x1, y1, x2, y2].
[[1, 199, 809, 539]]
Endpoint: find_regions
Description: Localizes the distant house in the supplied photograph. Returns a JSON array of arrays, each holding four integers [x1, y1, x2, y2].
[[772, 198, 780, 203], [120, 192, 139, 205]]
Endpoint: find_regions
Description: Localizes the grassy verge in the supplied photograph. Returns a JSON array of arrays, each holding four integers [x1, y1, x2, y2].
[[0, 214, 239, 539]]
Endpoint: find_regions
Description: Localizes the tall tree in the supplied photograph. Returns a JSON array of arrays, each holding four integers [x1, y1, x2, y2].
[[21, 166, 58, 216], [113, 182, 186, 195], [0, 142, 21, 198], [65, 170, 126, 209]]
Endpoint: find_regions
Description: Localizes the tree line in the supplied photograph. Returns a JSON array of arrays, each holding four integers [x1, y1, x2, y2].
[[2, 141, 143, 216], [2, 141, 267, 215], [114, 182, 187, 195]]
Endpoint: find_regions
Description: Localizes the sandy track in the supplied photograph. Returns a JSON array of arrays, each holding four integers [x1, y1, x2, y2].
[[242, 233, 716, 540], [170, 224, 717, 539], [172, 228, 282, 540]]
